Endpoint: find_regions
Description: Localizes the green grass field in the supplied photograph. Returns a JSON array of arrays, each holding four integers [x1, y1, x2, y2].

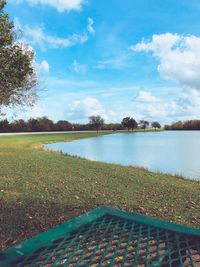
[[0, 132, 199, 250]]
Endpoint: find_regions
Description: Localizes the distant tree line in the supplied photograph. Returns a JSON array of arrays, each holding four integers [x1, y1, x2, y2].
[[121, 117, 161, 131], [0, 117, 122, 132], [0, 116, 162, 133], [165, 120, 200, 130]]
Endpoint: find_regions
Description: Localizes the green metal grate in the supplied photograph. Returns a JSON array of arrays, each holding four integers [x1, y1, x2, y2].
[[1, 206, 200, 266]]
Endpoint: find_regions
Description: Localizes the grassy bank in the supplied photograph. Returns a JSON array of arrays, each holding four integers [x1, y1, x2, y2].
[[0, 132, 199, 250]]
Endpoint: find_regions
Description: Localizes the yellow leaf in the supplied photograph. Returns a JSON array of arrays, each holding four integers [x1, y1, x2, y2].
[[74, 195, 80, 200], [116, 256, 123, 261]]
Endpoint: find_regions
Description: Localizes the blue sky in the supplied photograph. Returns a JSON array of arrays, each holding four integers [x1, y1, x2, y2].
[[5, 0, 200, 124]]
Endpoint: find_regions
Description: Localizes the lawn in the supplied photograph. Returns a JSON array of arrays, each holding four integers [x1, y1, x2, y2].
[[0, 132, 199, 250]]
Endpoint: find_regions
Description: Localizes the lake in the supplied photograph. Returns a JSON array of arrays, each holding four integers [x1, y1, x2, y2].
[[46, 131, 200, 180]]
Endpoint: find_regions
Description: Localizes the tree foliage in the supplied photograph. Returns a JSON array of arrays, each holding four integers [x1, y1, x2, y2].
[[0, 0, 37, 110], [121, 117, 131, 130], [0, 115, 162, 133], [89, 115, 104, 132], [151, 121, 161, 130], [129, 118, 138, 131], [55, 120, 72, 131], [121, 117, 137, 131], [139, 120, 149, 130], [165, 120, 200, 130]]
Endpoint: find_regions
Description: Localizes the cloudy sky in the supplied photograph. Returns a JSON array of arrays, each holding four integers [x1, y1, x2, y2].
[[5, 0, 200, 124]]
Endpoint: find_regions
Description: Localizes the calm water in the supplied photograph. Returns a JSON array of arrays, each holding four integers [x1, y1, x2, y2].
[[46, 131, 200, 180]]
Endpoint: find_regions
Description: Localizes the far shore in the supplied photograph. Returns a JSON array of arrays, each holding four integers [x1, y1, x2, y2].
[[0, 130, 112, 136], [0, 128, 164, 136]]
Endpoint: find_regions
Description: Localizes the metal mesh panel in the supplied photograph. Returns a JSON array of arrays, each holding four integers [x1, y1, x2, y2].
[[1, 207, 200, 267]]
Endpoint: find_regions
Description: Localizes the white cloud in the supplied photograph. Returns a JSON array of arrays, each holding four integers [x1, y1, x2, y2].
[[180, 89, 200, 107], [135, 90, 160, 103], [4, 70, 200, 124], [66, 97, 128, 123], [38, 60, 50, 73], [87, 17, 95, 35], [132, 87, 200, 122], [132, 33, 200, 90], [16, 0, 86, 12], [95, 54, 129, 70], [133, 90, 169, 119], [24, 25, 88, 49], [177, 89, 200, 117], [68, 97, 106, 120], [66, 91, 170, 123], [70, 60, 87, 74], [15, 17, 94, 50]]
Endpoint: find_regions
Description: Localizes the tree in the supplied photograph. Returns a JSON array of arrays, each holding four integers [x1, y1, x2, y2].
[[121, 117, 131, 131], [27, 117, 54, 131], [102, 123, 123, 131], [37, 117, 54, 131], [27, 118, 40, 131], [10, 119, 27, 132], [55, 120, 72, 131], [165, 120, 200, 131], [121, 117, 138, 131], [0, 0, 37, 112], [140, 120, 149, 131], [183, 120, 200, 130], [169, 121, 183, 130], [89, 115, 104, 133], [129, 118, 138, 131], [151, 121, 161, 130], [0, 118, 9, 132]]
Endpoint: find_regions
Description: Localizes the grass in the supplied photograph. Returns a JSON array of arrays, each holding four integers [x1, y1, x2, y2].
[[0, 132, 199, 250]]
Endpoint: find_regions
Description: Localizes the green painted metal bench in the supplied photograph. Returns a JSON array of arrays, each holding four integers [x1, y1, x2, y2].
[[1, 206, 200, 266]]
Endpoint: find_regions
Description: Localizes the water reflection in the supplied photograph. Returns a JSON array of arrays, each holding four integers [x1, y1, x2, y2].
[[46, 131, 200, 180]]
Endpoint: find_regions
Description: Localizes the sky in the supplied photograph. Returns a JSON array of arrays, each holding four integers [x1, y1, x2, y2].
[[4, 0, 200, 124]]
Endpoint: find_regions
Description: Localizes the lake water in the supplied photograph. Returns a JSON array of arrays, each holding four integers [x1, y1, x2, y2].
[[46, 131, 200, 180]]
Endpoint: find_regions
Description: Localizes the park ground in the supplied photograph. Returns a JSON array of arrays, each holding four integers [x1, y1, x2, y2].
[[0, 132, 199, 250]]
